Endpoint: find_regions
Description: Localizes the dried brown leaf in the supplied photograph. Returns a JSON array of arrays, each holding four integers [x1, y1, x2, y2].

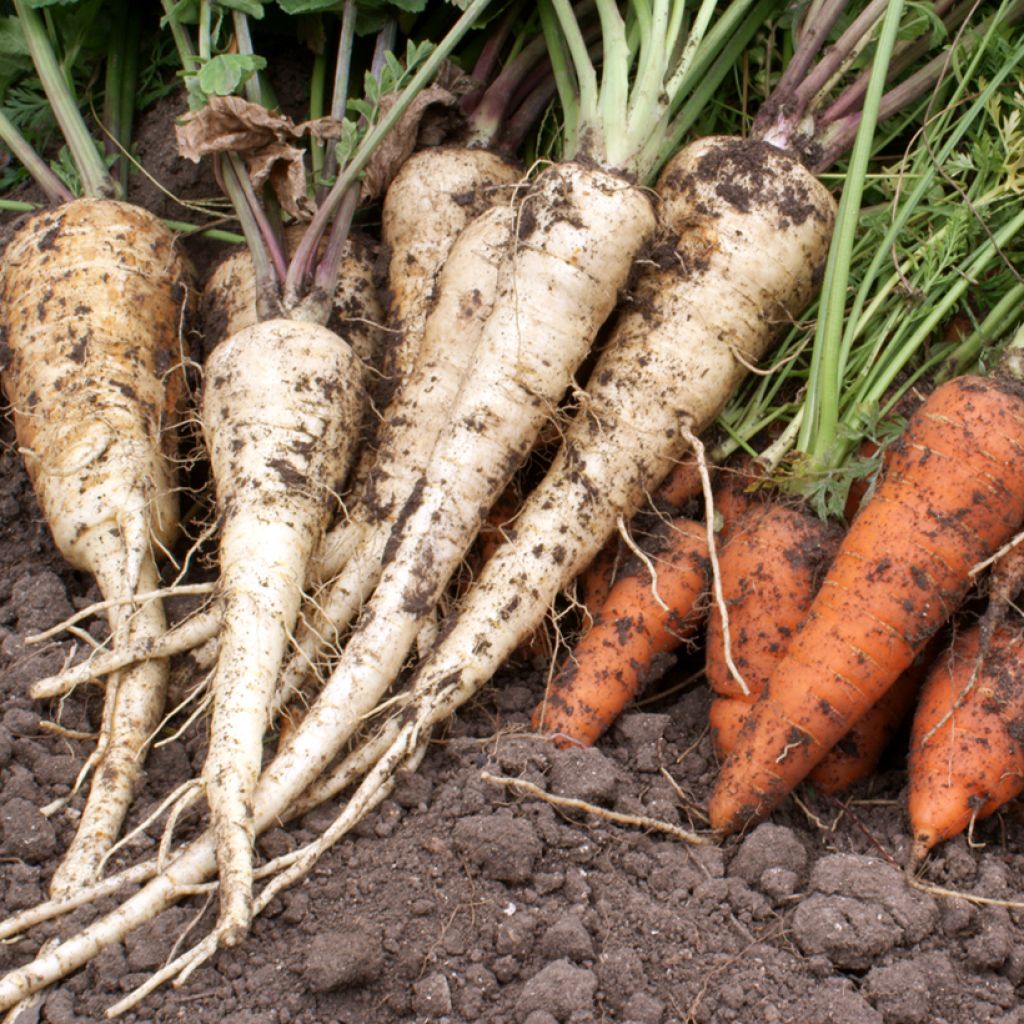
[[246, 144, 312, 220], [175, 95, 298, 161], [175, 96, 344, 219]]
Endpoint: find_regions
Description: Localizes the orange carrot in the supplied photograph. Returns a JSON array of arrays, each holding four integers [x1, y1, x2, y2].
[[577, 537, 620, 620], [908, 619, 1024, 861], [655, 454, 704, 512], [712, 456, 764, 541], [576, 455, 707, 618], [707, 491, 926, 795], [533, 517, 710, 747], [708, 373, 1024, 834], [705, 502, 841, 758], [809, 651, 928, 795]]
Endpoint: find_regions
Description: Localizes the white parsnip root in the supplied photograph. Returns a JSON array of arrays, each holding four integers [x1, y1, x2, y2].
[[199, 319, 364, 944], [280, 202, 516, 696], [309, 146, 521, 580], [372, 146, 522, 394], [24, 229, 389, 702], [0, 198, 191, 894]]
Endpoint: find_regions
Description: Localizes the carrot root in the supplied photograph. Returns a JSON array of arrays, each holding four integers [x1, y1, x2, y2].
[[709, 374, 1024, 834], [909, 620, 1024, 861], [535, 518, 710, 747]]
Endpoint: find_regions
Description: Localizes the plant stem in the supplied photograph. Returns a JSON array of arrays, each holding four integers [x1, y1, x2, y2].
[[103, 0, 140, 195], [549, 0, 600, 151], [823, 0, 967, 124], [319, 1, 357, 194], [945, 283, 1024, 378], [283, 0, 495, 309], [594, 0, 630, 169], [462, 2, 522, 116], [0, 110, 73, 205], [198, 0, 212, 62], [13, 0, 114, 199], [370, 18, 398, 80], [751, 0, 849, 138], [466, 28, 552, 146], [218, 153, 284, 322], [814, 53, 942, 171], [656, 0, 777, 171], [799, 0, 906, 465], [539, 0, 579, 156], [307, 182, 360, 311], [160, 220, 245, 244], [498, 71, 560, 154], [161, 1, 200, 73], [309, 45, 327, 186], [232, 13, 263, 104], [302, 18, 391, 284]]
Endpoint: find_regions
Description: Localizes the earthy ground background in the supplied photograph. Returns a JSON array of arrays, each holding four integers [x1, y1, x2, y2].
[[3, 85, 1024, 1024]]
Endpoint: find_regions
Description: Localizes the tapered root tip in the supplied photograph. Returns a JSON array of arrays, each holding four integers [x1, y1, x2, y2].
[[910, 836, 934, 867]]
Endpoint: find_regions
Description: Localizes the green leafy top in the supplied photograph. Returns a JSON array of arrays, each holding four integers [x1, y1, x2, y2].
[[539, 0, 776, 182]]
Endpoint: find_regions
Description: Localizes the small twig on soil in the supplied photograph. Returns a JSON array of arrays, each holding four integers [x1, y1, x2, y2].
[[37, 721, 97, 741], [791, 791, 830, 832], [820, 791, 901, 867], [481, 771, 707, 845], [909, 877, 1024, 912], [658, 764, 710, 825]]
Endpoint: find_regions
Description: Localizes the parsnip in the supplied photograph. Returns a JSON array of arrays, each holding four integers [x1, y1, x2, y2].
[[199, 319, 363, 944], [220, 164, 658, 932], [280, 202, 516, 699], [377, 147, 522, 391], [25, 228, 389, 704], [0, 198, 191, 894], [311, 146, 522, 578]]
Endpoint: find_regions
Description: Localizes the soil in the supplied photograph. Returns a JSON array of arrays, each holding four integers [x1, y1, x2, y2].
[[4, 91, 1024, 1024]]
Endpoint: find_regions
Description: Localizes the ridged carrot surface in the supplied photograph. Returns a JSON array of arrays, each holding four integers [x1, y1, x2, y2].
[[908, 620, 1024, 861], [534, 517, 709, 747], [706, 497, 925, 795], [705, 503, 841, 754]]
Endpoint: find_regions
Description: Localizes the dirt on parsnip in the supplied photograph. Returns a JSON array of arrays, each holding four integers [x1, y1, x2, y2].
[[5, 90, 1024, 1024]]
